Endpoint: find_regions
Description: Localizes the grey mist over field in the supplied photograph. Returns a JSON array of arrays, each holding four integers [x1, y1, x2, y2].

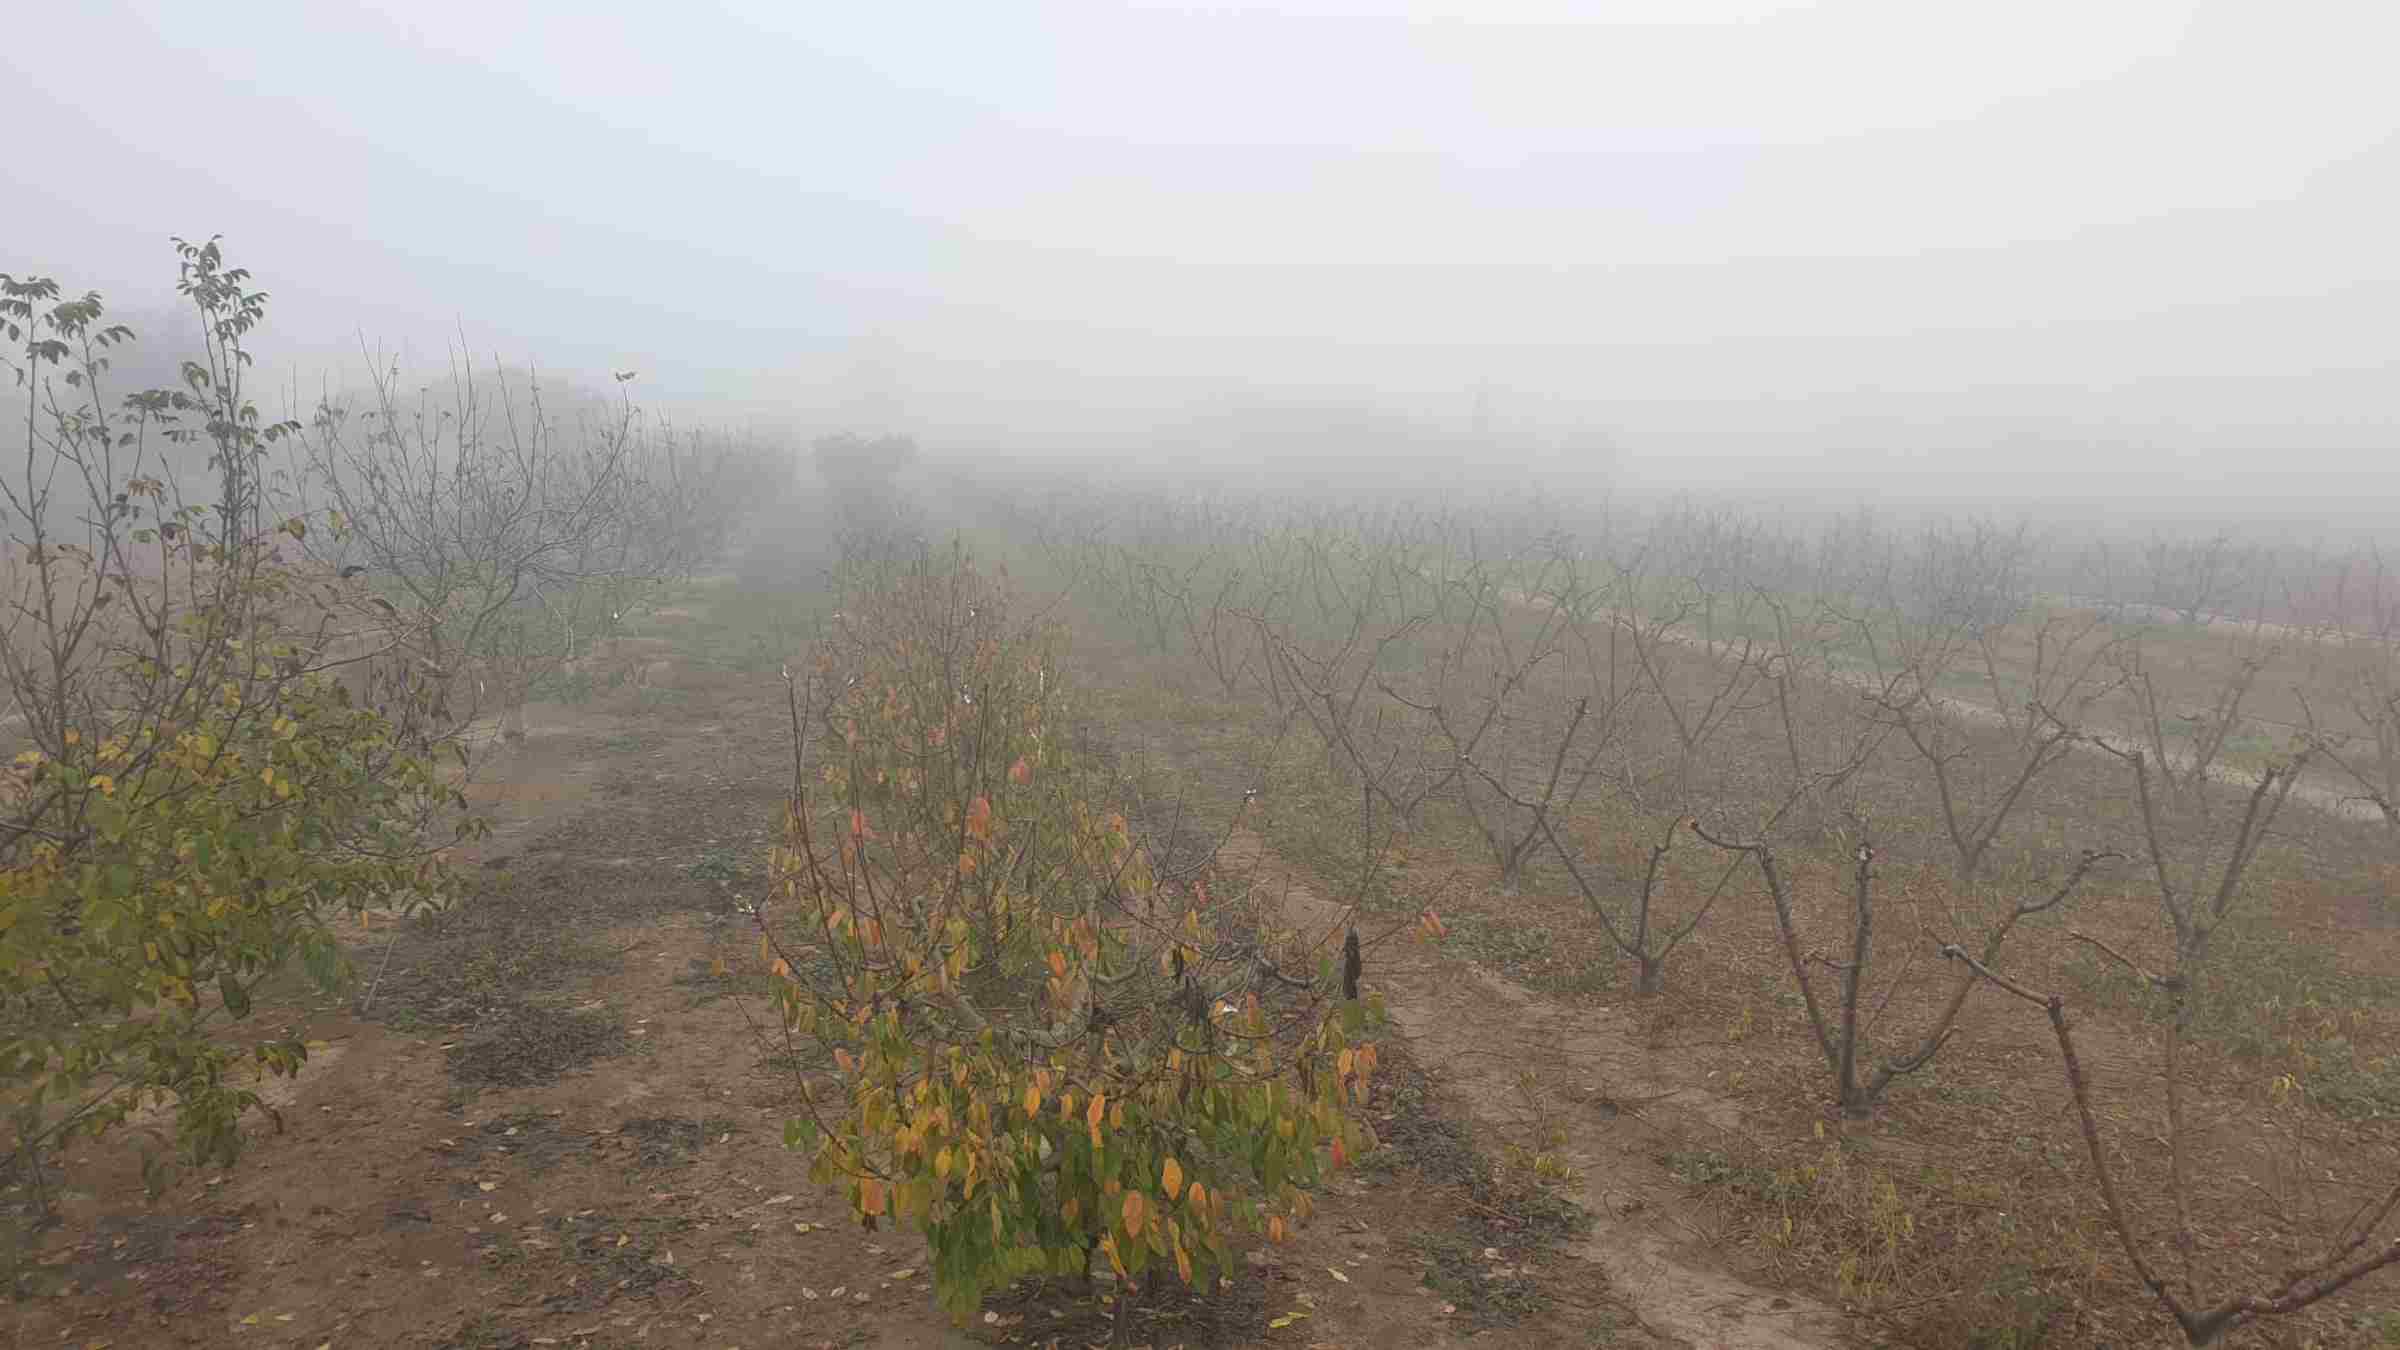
[[8, 1, 2399, 524]]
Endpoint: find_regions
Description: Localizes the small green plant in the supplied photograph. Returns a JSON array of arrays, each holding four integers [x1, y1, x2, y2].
[[688, 848, 741, 882]]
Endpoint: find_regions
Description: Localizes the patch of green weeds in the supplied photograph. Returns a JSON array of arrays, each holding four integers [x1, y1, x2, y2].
[[1661, 1148, 1810, 1206], [2301, 1037, 2400, 1121], [688, 847, 743, 881], [2060, 903, 2400, 1068], [1440, 911, 1613, 996]]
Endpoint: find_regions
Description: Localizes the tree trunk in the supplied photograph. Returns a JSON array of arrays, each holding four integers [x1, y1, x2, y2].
[[1635, 955, 1664, 996]]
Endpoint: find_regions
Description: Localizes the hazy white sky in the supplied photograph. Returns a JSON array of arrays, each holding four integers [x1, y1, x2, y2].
[[8, 1, 2399, 482]]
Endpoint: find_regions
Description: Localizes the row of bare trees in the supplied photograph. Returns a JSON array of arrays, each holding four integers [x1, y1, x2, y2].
[[263, 350, 784, 752], [991, 477, 2400, 1344]]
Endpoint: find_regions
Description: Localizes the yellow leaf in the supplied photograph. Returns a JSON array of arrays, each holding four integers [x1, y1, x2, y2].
[[935, 1148, 952, 1179], [1161, 1156, 1184, 1201], [1338, 1048, 1355, 1078], [1327, 1266, 1349, 1283]]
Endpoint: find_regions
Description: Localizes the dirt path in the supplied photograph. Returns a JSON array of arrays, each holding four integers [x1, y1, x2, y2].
[[10, 586, 1656, 1350], [6, 604, 986, 1349], [1218, 828, 1855, 1350], [1536, 592, 2385, 825]]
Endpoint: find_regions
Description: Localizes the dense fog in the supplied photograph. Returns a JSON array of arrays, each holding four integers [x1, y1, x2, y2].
[[9, 1, 2396, 534]]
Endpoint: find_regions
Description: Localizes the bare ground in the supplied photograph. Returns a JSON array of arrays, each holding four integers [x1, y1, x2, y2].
[[1219, 829, 1849, 1350], [5, 587, 1676, 1350]]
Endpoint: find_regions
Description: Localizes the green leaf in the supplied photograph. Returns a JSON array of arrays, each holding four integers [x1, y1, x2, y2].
[[218, 971, 251, 1018], [784, 1117, 819, 1152]]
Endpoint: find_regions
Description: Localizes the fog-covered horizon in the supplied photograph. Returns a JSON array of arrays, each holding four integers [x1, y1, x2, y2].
[[9, 1, 2397, 520]]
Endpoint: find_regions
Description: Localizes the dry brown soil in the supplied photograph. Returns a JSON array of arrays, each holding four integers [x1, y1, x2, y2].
[[7, 591, 1692, 1350]]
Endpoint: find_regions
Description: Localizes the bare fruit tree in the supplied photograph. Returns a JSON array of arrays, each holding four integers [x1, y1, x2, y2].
[[1947, 938, 2400, 1346], [289, 356, 715, 747], [2143, 529, 2261, 629], [1693, 823, 2119, 1120]]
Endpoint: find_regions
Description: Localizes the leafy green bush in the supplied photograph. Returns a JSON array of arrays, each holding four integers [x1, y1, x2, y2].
[[1, 241, 471, 1196]]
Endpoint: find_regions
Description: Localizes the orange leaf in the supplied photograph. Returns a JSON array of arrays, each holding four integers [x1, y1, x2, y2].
[[1048, 950, 1068, 980], [1331, 1136, 1348, 1169], [1161, 1156, 1184, 1201], [1009, 755, 1032, 785], [965, 795, 993, 842], [861, 1178, 886, 1216], [1268, 1215, 1287, 1244], [1087, 1093, 1106, 1133], [1122, 1190, 1147, 1238], [1023, 1082, 1041, 1116]]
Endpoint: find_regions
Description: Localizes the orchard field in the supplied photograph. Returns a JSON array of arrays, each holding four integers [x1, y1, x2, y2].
[[7, 247, 2400, 1349]]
